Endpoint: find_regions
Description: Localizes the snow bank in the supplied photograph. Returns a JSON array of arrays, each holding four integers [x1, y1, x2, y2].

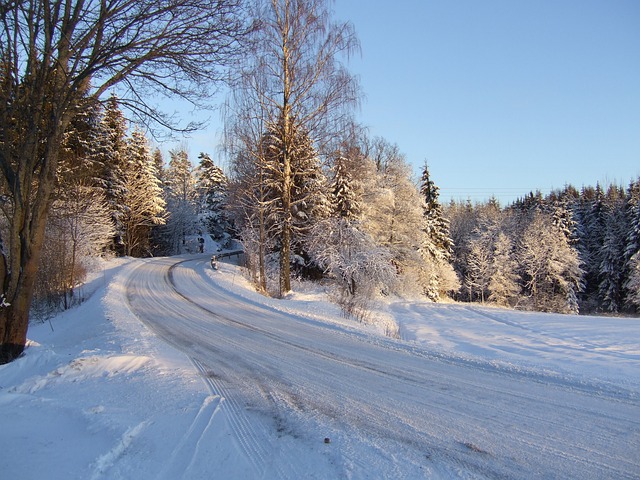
[[0, 258, 253, 480]]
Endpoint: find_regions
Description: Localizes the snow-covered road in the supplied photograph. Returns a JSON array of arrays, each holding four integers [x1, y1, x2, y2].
[[125, 256, 640, 479]]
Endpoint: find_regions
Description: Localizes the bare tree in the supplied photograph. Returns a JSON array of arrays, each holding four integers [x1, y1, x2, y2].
[[41, 182, 114, 311], [0, 0, 249, 363], [226, 0, 359, 297]]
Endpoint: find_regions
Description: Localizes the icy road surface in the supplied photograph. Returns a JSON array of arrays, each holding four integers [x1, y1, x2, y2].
[[126, 256, 640, 479]]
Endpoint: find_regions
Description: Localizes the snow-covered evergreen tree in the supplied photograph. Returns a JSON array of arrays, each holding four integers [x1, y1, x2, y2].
[[420, 162, 453, 261], [165, 148, 197, 254], [261, 118, 330, 280], [519, 211, 583, 314], [58, 97, 104, 186], [418, 162, 457, 300], [598, 186, 628, 312], [573, 185, 605, 310], [488, 232, 521, 307], [331, 153, 361, 221], [195, 152, 231, 241], [289, 126, 331, 255], [623, 179, 640, 309], [625, 251, 640, 310], [94, 94, 129, 255], [121, 127, 166, 256]]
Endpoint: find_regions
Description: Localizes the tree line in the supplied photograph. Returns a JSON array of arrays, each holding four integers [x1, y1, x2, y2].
[[227, 126, 458, 319], [446, 184, 640, 315], [31, 95, 234, 317], [25, 88, 640, 323]]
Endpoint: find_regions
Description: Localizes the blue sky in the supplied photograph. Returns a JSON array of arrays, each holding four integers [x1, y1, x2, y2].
[[182, 0, 639, 204], [331, 0, 640, 203]]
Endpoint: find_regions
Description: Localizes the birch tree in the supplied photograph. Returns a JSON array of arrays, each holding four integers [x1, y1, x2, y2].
[[227, 0, 359, 296]]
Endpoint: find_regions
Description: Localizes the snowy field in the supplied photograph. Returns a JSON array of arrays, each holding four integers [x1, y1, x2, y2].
[[1, 255, 638, 479]]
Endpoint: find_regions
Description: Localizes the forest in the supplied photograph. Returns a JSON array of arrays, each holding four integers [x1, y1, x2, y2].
[[1, 0, 638, 363], [27, 92, 640, 321]]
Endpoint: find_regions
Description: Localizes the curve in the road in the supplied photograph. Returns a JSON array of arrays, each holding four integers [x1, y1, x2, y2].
[[126, 256, 640, 479]]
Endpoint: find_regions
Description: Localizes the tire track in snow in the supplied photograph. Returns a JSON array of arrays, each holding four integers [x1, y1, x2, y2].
[[190, 357, 286, 479], [126, 258, 300, 480], [156, 391, 224, 480], [127, 257, 640, 479], [171, 258, 640, 479]]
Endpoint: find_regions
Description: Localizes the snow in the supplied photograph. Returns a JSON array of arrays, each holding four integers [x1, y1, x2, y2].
[[1, 255, 639, 479]]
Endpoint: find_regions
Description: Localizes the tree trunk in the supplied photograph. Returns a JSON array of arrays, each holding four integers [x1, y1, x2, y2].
[[0, 125, 62, 364], [0, 292, 33, 363], [258, 208, 267, 292], [279, 117, 292, 296], [280, 213, 291, 296], [0, 189, 51, 362]]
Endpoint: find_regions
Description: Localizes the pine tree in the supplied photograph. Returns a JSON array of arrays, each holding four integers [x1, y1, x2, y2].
[[623, 179, 640, 309], [195, 152, 231, 241], [598, 186, 628, 312], [165, 148, 197, 254], [419, 162, 456, 300], [94, 94, 129, 255], [121, 127, 166, 256]]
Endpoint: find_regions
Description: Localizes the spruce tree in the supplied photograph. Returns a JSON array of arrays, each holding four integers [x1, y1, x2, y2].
[[575, 184, 606, 309], [121, 127, 166, 256], [419, 162, 453, 261], [331, 154, 361, 221], [519, 212, 583, 314], [488, 232, 520, 307], [195, 152, 231, 241], [419, 162, 456, 301], [165, 148, 197, 254], [94, 94, 129, 255], [598, 186, 628, 312], [625, 252, 640, 310], [623, 179, 640, 309], [261, 117, 330, 280]]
